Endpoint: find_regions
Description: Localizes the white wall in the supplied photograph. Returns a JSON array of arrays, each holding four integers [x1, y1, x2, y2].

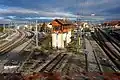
[[52, 33, 57, 48], [52, 30, 71, 49], [57, 33, 64, 48], [66, 30, 71, 44], [52, 33, 64, 48], [17, 26, 20, 29], [63, 33, 67, 41]]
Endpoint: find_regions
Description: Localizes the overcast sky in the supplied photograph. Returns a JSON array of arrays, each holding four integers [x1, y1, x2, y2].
[[0, 0, 120, 22]]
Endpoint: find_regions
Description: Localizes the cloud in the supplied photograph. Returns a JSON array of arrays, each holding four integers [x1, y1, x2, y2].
[[0, 6, 76, 18], [7, 16, 16, 19], [0, 16, 4, 19], [75, 0, 120, 16], [0, 19, 12, 24], [23, 17, 76, 20], [0, 0, 120, 22], [82, 16, 105, 21], [0, 7, 39, 14]]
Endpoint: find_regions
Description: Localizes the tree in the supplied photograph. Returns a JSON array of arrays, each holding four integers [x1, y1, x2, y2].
[[0, 27, 4, 32], [40, 22, 46, 32], [84, 28, 91, 32]]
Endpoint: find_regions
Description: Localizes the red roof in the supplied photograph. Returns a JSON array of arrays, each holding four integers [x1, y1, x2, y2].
[[103, 20, 120, 26]]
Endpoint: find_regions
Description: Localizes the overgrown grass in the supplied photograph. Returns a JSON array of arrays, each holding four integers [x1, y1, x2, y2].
[[66, 35, 82, 54], [38, 34, 53, 54]]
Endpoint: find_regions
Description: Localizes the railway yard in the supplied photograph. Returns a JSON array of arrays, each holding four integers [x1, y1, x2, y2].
[[0, 0, 120, 79], [0, 25, 120, 80]]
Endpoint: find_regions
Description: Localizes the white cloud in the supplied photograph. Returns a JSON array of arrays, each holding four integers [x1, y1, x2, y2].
[[0, 19, 12, 24], [24, 16, 76, 20], [0, 6, 76, 17], [7, 16, 16, 19], [0, 17, 4, 19], [82, 16, 105, 21], [76, 0, 120, 15], [0, 0, 119, 21], [22, 16, 104, 21], [0, 7, 39, 14]]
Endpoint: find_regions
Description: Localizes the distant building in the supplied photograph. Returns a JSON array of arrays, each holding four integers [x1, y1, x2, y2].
[[115, 24, 120, 29], [103, 20, 120, 28], [47, 23, 52, 28], [51, 19, 74, 49], [83, 22, 89, 28]]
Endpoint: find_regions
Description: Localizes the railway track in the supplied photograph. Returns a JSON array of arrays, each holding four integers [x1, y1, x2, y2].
[[92, 28, 120, 71], [61, 55, 72, 76], [17, 52, 68, 74], [0, 30, 34, 73], [0, 30, 19, 47], [0, 29, 15, 40], [99, 29, 120, 54], [0, 30, 27, 54], [0, 37, 34, 73], [14, 32, 51, 73], [86, 33, 118, 72], [0, 33, 8, 39], [86, 35, 103, 73], [83, 34, 100, 72], [112, 31, 120, 41], [39, 53, 67, 72], [98, 29, 120, 61]]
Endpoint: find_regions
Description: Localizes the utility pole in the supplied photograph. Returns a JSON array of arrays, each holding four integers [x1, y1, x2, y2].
[[35, 20, 38, 47], [84, 50, 88, 72], [83, 49, 89, 72], [76, 0, 81, 52], [8, 22, 11, 36], [3, 24, 5, 33], [29, 21, 32, 31], [13, 22, 16, 29], [10, 22, 12, 28]]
